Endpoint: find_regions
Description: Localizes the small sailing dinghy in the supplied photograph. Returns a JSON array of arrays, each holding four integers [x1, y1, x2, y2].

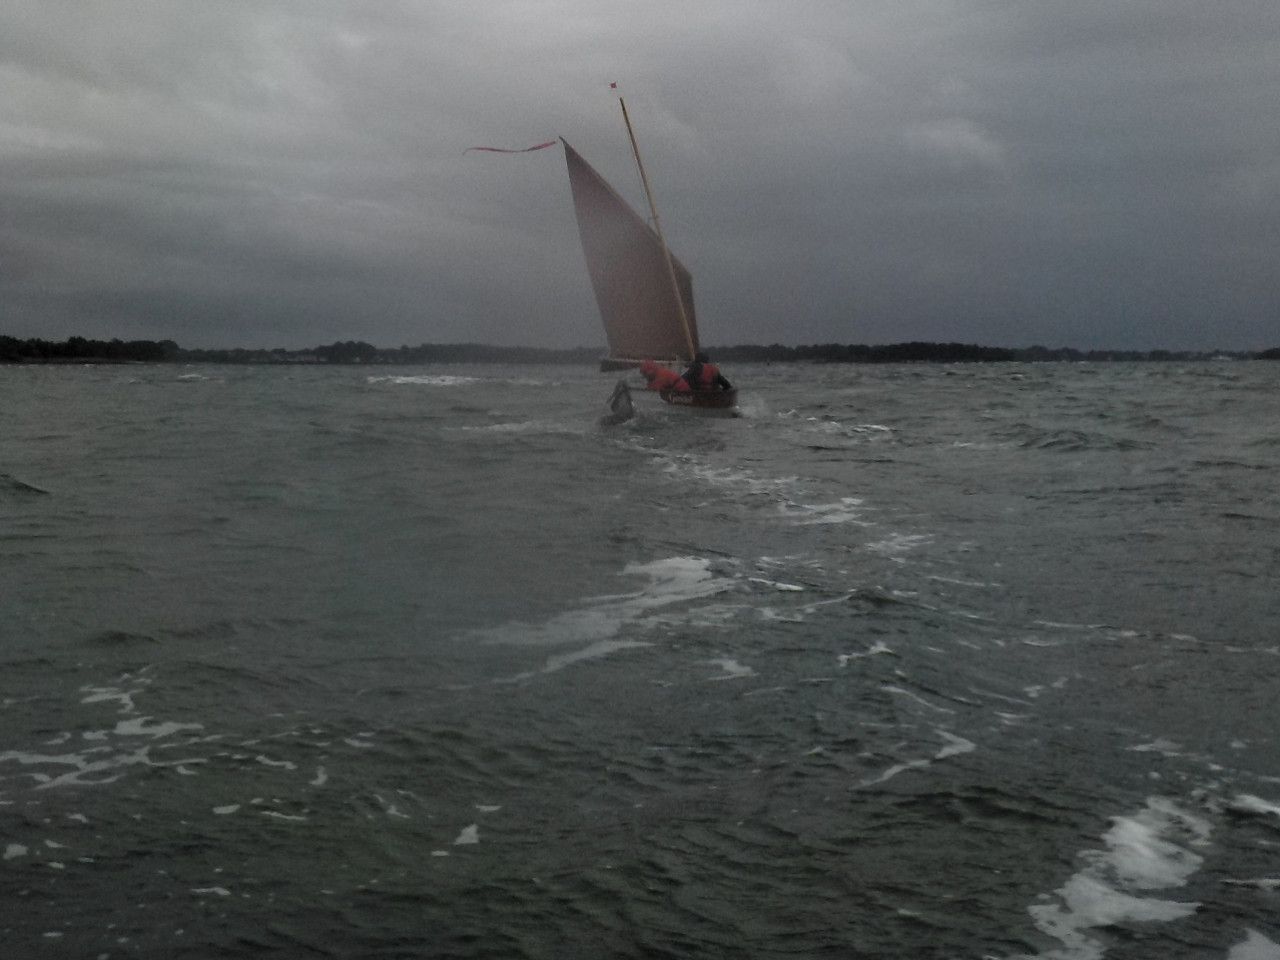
[[562, 96, 737, 410]]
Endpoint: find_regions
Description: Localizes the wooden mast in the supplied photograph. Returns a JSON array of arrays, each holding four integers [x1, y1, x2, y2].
[[617, 96, 697, 361]]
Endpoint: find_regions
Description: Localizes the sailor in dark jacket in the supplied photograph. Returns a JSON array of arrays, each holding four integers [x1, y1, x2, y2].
[[682, 352, 733, 391]]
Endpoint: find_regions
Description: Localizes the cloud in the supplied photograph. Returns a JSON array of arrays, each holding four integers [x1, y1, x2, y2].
[[1, 0, 1277, 351], [903, 119, 1010, 176]]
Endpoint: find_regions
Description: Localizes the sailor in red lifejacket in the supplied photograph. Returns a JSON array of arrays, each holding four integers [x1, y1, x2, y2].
[[681, 352, 733, 391], [638, 359, 689, 391]]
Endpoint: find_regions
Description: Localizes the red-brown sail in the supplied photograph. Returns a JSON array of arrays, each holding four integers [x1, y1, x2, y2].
[[562, 139, 699, 364]]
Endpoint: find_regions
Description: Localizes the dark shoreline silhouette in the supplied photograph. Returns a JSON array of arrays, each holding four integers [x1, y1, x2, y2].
[[2, 334, 1275, 365]]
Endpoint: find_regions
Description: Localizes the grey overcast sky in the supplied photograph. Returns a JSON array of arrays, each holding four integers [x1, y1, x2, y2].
[[3, 1, 1277, 351]]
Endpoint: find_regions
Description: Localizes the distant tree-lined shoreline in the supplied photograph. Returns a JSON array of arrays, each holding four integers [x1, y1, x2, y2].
[[2, 335, 1275, 365]]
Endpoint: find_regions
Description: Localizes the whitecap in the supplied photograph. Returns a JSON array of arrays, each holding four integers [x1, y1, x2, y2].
[[759, 608, 805, 623], [1104, 800, 1209, 889], [838, 641, 894, 665], [866, 533, 934, 557], [747, 577, 806, 591], [656, 455, 799, 500], [80, 686, 141, 714], [1228, 929, 1280, 960], [453, 824, 480, 845], [1031, 874, 1196, 949], [526, 639, 653, 678], [1021, 797, 1208, 959], [1129, 739, 1183, 757], [759, 590, 860, 625], [373, 793, 410, 819], [254, 756, 297, 770], [928, 575, 996, 588], [8, 745, 156, 790], [884, 685, 956, 715], [1230, 794, 1280, 819], [114, 717, 203, 739], [935, 731, 975, 759], [366, 375, 479, 386], [457, 419, 585, 436], [706, 658, 755, 681], [778, 498, 868, 525], [860, 758, 930, 787], [479, 556, 736, 653]]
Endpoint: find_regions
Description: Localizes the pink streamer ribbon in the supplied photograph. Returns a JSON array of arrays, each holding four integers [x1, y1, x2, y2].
[[464, 141, 557, 155]]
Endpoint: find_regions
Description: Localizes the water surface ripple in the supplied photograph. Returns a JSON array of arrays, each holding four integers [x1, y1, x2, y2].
[[2, 361, 1278, 958]]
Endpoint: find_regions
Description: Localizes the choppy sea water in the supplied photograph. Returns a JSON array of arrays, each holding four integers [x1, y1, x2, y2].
[[2, 360, 1278, 959]]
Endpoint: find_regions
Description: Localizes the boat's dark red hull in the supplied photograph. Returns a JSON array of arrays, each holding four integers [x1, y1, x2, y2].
[[659, 387, 738, 410]]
